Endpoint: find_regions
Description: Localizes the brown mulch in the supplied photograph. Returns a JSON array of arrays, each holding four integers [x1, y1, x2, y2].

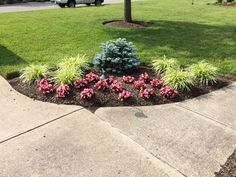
[[215, 150, 236, 177], [8, 66, 234, 112], [103, 20, 153, 29]]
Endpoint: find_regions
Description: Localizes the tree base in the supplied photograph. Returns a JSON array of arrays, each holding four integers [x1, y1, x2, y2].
[[103, 20, 153, 29]]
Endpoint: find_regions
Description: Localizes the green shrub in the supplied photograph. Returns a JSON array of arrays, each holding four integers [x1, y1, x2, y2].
[[20, 65, 48, 84], [58, 54, 89, 71], [93, 38, 140, 74], [163, 68, 193, 91], [152, 55, 178, 74], [190, 61, 218, 85], [54, 67, 82, 85]]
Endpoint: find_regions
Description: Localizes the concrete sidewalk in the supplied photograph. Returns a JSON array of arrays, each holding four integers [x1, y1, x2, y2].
[[0, 75, 236, 177]]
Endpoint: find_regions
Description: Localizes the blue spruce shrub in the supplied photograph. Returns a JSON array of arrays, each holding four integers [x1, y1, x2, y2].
[[93, 38, 140, 74]]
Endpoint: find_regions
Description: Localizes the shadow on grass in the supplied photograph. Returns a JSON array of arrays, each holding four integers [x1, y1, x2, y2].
[[104, 20, 236, 61], [0, 45, 27, 78]]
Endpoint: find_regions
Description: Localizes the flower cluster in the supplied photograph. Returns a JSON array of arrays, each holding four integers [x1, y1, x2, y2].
[[74, 78, 88, 89], [134, 80, 145, 90], [122, 76, 135, 83], [111, 80, 124, 92], [140, 88, 154, 99], [106, 75, 115, 85], [37, 78, 54, 94], [150, 79, 163, 88], [118, 90, 132, 101], [160, 86, 178, 99], [139, 72, 150, 82], [56, 85, 70, 98], [80, 88, 94, 100], [86, 72, 100, 82], [94, 80, 108, 91]]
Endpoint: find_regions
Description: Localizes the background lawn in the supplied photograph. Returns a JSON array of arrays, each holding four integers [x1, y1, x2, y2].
[[0, 0, 236, 77]]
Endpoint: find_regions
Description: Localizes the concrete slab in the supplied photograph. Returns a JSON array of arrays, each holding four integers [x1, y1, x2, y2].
[[0, 109, 184, 177], [0, 76, 81, 143], [95, 105, 236, 177], [177, 82, 236, 130]]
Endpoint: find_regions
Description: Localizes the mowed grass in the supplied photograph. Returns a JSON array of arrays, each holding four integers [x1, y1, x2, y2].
[[0, 0, 236, 77]]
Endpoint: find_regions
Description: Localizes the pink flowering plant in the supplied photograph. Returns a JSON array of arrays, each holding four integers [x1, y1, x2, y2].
[[139, 88, 154, 99], [80, 88, 95, 100], [150, 79, 163, 88], [86, 72, 100, 83], [122, 76, 135, 84], [94, 80, 109, 91], [74, 78, 88, 89], [105, 75, 116, 85], [160, 86, 178, 99], [38, 78, 54, 94], [134, 80, 145, 90], [139, 72, 150, 82], [56, 85, 70, 98], [118, 90, 132, 101], [110, 80, 124, 92]]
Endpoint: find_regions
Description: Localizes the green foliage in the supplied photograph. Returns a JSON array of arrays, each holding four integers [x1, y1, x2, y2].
[[54, 67, 83, 85], [58, 54, 89, 71], [152, 56, 178, 74], [163, 68, 193, 91], [93, 38, 140, 74], [191, 61, 218, 85], [20, 65, 48, 84]]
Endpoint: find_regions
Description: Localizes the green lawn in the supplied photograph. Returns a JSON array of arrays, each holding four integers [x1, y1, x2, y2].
[[0, 0, 236, 77]]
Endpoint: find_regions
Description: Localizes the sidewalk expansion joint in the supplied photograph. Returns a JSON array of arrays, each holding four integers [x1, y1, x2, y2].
[[0, 108, 84, 144]]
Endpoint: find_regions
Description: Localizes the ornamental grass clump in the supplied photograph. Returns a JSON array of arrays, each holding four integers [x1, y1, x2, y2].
[[190, 61, 218, 85], [58, 54, 89, 70], [152, 55, 178, 74], [163, 68, 193, 91], [93, 38, 140, 74], [20, 65, 48, 84]]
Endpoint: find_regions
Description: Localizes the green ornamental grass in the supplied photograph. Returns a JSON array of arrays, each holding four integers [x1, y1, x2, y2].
[[191, 61, 218, 85], [163, 68, 193, 91], [152, 56, 178, 74], [20, 65, 48, 84]]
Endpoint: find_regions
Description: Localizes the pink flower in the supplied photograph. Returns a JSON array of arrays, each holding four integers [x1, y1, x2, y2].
[[56, 85, 70, 98], [94, 80, 108, 91], [134, 80, 145, 90], [110, 80, 124, 92], [37, 78, 54, 94], [85, 72, 100, 83], [80, 88, 94, 100], [74, 78, 88, 89], [150, 79, 163, 88], [122, 76, 135, 83], [139, 72, 150, 82], [118, 90, 132, 101], [105, 75, 116, 85], [160, 86, 178, 99], [139, 88, 154, 99]]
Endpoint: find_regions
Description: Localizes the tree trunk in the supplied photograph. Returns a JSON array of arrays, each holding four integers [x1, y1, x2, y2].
[[124, 0, 132, 22]]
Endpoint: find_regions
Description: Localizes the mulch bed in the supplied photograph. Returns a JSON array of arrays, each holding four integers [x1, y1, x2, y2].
[[207, 2, 236, 6], [103, 20, 153, 29], [8, 65, 234, 112], [215, 150, 236, 177]]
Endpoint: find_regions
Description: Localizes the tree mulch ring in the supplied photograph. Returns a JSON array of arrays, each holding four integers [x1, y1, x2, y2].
[[207, 2, 236, 6], [103, 20, 153, 29], [215, 150, 236, 177], [8, 66, 234, 112]]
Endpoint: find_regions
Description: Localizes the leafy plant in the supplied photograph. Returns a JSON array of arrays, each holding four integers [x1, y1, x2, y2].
[[54, 67, 82, 85], [74, 78, 88, 89], [152, 55, 178, 74], [56, 85, 70, 98], [37, 78, 54, 94], [80, 88, 94, 100], [110, 80, 124, 92], [134, 80, 145, 90], [150, 79, 163, 88], [86, 72, 100, 83], [118, 90, 132, 101], [190, 61, 218, 85], [58, 54, 89, 71], [93, 38, 140, 74], [94, 80, 109, 91], [139, 72, 150, 82], [20, 65, 48, 84], [163, 68, 193, 91], [160, 86, 178, 99], [122, 76, 135, 83], [139, 88, 154, 99]]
